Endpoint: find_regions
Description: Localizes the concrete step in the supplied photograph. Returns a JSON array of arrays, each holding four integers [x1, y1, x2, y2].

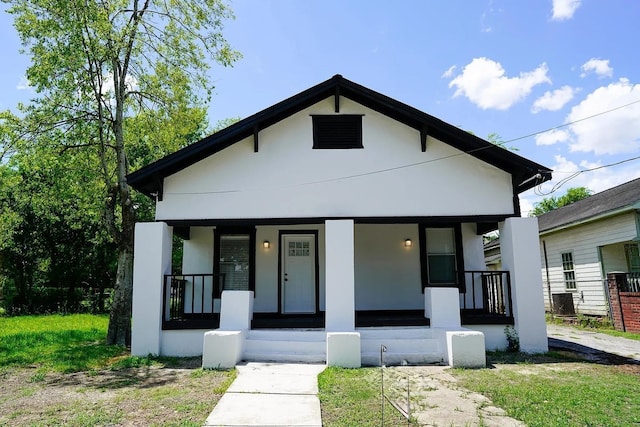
[[246, 329, 326, 341], [358, 327, 436, 340], [359, 327, 444, 366], [360, 337, 439, 354], [362, 351, 444, 366], [243, 329, 327, 363]]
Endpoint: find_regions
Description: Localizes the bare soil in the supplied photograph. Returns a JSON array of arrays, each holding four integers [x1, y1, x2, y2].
[[0, 358, 234, 427], [383, 358, 640, 427], [384, 366, 525, 427]]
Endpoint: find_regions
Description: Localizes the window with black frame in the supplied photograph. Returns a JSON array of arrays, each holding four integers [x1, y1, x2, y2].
[[420, 224, 464, 291], [214, 228, 255, 297]]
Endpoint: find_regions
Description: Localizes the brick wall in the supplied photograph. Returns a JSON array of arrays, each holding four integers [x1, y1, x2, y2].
[[607, 272, 640, 333]]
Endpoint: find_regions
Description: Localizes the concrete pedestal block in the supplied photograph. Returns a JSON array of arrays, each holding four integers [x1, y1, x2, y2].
[[326, 332, 361, 368], [424, 287, 462, 328], [446, 330, 486, 368], [220, 291, 254, 330], [202, 330, 245, 369]]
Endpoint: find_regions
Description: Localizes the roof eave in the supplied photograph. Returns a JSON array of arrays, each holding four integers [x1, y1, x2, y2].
[[539, 204, 638, 236], [127, 74, 552, 197]]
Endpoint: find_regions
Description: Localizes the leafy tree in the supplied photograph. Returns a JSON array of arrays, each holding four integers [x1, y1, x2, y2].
[[2, 0, 239, 344], [487, 132, 519, 151], [530, 187, 593, 216], [0, 127, 117, 313]]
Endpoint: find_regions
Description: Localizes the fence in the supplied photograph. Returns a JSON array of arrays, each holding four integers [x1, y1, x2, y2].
[[607, 272, 640, 333]]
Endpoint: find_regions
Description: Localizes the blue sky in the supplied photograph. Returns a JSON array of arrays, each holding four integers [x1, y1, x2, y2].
[[2, 0, 640, 215]]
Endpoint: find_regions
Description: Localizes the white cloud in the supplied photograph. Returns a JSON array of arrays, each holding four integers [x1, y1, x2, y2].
[[551, 0, 582, 21], [441, 65, 456, 79], [566, 78, 640, 155], [102, 73, 138, 95], [580, 58, 613, 78], [448, 57, 551, 110], [531, 86, 576, 113], [16, 76, 31, 90], [519, 154, 640, 215], [535, 129, 571, 146]]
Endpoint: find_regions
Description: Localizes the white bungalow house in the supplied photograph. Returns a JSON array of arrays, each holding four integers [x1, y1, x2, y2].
[[538, 178, 640, 317], [127, 75, 552, 368]]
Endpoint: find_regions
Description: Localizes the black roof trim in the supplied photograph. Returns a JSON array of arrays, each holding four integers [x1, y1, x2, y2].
[[538, 177, 640, 232], [159, 214, 516, 228], [127, 74, 552, 197]]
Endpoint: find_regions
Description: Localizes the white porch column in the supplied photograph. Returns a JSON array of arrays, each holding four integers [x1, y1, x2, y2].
[[325, 220, 355, 331], [131, 222, 173, 356], [499, 217, 548, 353]]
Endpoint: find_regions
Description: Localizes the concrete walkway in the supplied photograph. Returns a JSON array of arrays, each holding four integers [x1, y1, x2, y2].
[[547, 324, 640, 362], [203, 362, 326, 427]]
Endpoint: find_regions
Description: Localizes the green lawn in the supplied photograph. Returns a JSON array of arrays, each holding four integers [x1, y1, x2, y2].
[[451, 352, 640, 427], [0, 314, 126, 372], [318, 367, 416, 427], [0, 314, 235, 426]]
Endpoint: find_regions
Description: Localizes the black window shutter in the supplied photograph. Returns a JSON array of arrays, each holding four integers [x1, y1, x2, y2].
[[312, 115, 363, 149]]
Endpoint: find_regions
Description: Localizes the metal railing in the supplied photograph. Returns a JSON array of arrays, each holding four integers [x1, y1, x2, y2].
[[162, 273, 224, 330], [622, 272, 640, 292], [461, 270, 513, 323]]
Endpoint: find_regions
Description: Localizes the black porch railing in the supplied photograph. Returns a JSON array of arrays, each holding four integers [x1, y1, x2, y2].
[[161, 270, 514, 330], [162, 273, 224, 330], [461, 270, 513, 324], [621, 272, 640, 292]]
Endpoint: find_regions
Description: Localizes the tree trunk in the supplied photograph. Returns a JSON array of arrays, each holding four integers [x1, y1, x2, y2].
[[107, 239, 134, 346]]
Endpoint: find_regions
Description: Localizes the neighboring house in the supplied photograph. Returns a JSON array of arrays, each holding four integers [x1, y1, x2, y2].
[[483, 238, 502, 271], [537, 178, 640, 317], [127, 74, 552, 368]]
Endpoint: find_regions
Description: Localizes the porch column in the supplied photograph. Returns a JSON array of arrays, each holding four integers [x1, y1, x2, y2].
[[325, 220, 355, 331], [131, 222, 173, 356], [499, 217, 548, 353]]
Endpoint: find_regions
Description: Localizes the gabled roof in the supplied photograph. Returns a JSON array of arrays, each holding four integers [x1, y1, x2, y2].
[[538, 177, 640, 233], [127, 74, 552, 198]]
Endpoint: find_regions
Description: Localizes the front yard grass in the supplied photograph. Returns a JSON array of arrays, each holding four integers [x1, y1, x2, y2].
[[0, 314, 236, 426], [318, 367, 416, 426], [451, 352, 640, 427]]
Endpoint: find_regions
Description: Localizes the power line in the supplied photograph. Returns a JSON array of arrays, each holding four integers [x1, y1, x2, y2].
[[168, 98, 640, 196], [534, 155, 640, 196], [503, 98, 640, 145]]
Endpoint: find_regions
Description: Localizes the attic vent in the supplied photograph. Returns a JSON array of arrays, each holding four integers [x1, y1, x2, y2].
[[312, 115, 363, 149]]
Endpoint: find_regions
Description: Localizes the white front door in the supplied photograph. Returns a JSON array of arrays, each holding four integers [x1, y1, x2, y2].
[[281, 234, 316, 314]]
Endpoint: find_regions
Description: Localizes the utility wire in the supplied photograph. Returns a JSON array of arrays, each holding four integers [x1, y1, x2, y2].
[[167, 98, 640, 196], [502, 98, 640, 145], [534, 154, 640, 196]]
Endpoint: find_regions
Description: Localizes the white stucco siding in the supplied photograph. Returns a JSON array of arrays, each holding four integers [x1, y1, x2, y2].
[[156, 97, 515, 220], [254, 225, 326, 313], [460, 223, 489, 309], [354, 224, 422, 310], [540, 212, 638, 316]]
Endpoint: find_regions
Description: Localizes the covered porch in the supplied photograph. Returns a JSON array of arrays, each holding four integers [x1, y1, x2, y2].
[[131, 217, 547, 367]]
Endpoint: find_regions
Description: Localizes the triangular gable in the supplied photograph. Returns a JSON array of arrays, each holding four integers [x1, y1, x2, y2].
[[127, 74, 552, 198]]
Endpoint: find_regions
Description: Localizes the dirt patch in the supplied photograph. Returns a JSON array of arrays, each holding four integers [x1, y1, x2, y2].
[[0, 359, 235, 427], [383, 366, 525, 427]]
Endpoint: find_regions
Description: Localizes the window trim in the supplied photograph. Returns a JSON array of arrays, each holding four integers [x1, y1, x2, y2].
[[311, 114, 364, 149], [561, 251, 577, 291], [213, 227, 256, 298], [419, 223, 465, 292]]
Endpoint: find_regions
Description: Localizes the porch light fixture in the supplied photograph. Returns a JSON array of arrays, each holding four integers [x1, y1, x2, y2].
[[404, 238, 412, 247], [263, 240, 270, 249]]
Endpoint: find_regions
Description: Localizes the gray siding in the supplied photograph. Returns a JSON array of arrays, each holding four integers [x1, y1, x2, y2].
[[539, 212, 638, 316]]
